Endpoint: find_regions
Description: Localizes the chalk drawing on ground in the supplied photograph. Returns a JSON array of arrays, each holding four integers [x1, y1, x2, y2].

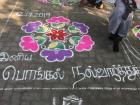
[[132, 24, 140, 40], [36, 0, 81, 5], [0, 52, 32, 62], [2, 65, 140, 88], [52, 95, 83, 105], [126, 37, 140, 56], [16, 11, 50, 18], [121, 25, 140, 63], [62, 95, 83, 105], [121, 44, 133, 64], [0, 0, 19, 38], [19, 16, 95, 62], [122, 40, 140, 62], [0, 87, 140, 91], [120, 24, 140, 64]]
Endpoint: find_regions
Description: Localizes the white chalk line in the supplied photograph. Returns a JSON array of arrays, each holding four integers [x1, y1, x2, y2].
[[121, 44, 133, 64], [0, 87, 140, 91], [0, 0, 19, 38], [123, 40, 140, 61], [126, 37, 140, 56]]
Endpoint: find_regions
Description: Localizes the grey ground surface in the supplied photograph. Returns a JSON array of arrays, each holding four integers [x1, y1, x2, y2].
[[0, 0, 140, 105]]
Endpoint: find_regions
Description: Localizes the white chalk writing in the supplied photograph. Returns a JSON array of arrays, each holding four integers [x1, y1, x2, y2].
[[2, 65, 64, 81], [16, 11, 50, 18], [72, 65, 140, 88], [0, 52, 32, 62], [1, 65, 140, 88]]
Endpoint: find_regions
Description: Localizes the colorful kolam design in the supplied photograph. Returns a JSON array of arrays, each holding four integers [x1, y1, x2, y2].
[[19, 16, 95, 62], [132, 25, 140, 40]]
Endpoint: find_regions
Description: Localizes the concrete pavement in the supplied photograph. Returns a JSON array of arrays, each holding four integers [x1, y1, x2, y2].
[[0, 0, 140, 105]]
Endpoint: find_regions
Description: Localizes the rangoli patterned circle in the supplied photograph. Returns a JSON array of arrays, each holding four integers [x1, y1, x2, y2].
[[19, 16, 95, 62], [132, 24, 140, 40]]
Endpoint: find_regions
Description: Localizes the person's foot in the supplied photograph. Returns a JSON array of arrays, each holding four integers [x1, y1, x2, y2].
[[108, 34, 122, 41], [112, 36, 122, 52], [108, 35, 114, 41], [113, 41, 119, 52], [108, 34, 116, 41]]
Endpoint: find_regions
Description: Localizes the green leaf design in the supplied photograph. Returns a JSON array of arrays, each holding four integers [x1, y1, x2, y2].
[[33, 34, 47, 45], [69, 36, 81, 45], [51, 23, 65, 29], [68, 26, 80, 34], [36, 25, 50, 33], [57, 42, 65, 49], [48, 41, 65, 49]]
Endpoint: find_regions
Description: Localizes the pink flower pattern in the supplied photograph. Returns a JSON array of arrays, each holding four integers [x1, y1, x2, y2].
[[47, 16, 70, 23], [75, 35, 95, 52], [19, 36, 39, 52]]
